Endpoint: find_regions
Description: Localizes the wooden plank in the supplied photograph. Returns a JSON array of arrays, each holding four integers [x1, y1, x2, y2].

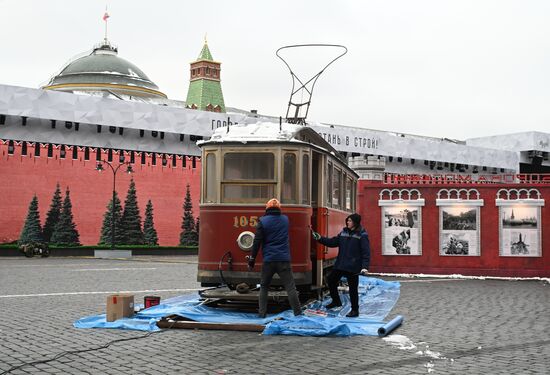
[[157, 319, 265, 332]]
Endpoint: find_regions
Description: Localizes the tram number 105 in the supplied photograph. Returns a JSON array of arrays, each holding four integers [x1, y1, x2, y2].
[[233, 216, 258, 228]]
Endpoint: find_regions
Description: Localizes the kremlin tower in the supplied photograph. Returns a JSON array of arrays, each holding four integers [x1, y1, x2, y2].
[[185, 40, 226, 112]]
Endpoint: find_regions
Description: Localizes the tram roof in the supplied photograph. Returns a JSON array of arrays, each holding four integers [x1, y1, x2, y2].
[[198, 121, 347, 161]]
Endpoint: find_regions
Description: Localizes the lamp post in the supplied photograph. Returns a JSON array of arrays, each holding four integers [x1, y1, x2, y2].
[[96, 159, 133, 249]]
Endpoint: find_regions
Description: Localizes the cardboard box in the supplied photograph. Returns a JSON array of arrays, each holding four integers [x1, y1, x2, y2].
[[106, 294, 134, 322]]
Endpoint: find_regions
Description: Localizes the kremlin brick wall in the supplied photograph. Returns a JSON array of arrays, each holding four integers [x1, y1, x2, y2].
[[0, 141, 201, 246]]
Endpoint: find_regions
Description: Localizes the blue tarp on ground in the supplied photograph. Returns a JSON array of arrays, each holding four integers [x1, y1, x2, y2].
[[74, 277, 401, 336]]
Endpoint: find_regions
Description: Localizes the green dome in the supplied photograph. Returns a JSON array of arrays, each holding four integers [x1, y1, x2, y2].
[[43, 42, 166, 98]]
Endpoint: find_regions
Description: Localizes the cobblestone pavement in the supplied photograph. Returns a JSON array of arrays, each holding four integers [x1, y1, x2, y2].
[[0, 256, 548, 374]]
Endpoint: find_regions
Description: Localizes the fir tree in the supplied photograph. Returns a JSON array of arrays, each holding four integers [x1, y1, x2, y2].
[[43, 183, 62, 242], [120, 179, 144, 245], [19, 195, 44, 244], [143, 199, 159, 246], [50, 188, 80, 246], [99, 191, 124, 246], [179, 183, 198, 246]]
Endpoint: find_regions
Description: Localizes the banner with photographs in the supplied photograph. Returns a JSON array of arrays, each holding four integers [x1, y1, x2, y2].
[[499, 205, 541, 257], [439, 206, 480, 256], [382, 206, 421, 255]]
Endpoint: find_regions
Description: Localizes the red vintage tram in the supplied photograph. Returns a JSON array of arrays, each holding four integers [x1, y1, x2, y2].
[[197, 121, 358, 292]]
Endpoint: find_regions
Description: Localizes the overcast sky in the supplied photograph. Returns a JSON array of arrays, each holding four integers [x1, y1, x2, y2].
[[1, 0, 549, 140]]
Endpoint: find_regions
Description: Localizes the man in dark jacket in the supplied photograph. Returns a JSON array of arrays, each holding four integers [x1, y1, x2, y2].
[[248, 198, 302, 318], [312, 213, 370, 318]]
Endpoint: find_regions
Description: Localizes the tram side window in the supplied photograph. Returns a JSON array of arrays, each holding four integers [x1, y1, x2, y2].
[[222, 152, 275, 203], [302, 154, 309, 205], [282, 153, 297, 204], [345, 176, 352, 211], [332, 167, 341, 209], [326, 163, 332, 206], [205, 153, 217, 203]]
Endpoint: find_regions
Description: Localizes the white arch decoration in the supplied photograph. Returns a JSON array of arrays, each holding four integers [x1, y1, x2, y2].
[[379, 188, 424, 206], [436, 188, 484, 207], [496, 188, 542, 201]]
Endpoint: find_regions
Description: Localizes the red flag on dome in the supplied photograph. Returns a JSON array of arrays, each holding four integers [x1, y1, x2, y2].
[[103, 12, 110, 21]]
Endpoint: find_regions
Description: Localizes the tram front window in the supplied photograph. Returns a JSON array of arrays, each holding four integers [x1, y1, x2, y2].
[[222, 152, 275, 203], [223, 185, 275, 202], [224, 153, 274, 180]]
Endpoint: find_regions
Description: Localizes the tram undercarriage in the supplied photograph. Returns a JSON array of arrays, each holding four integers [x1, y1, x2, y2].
[[197, 258, 336, 313], [199, 284, 325, 314]]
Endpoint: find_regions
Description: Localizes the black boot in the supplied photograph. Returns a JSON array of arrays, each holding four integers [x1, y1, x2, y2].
[[346, 309, 359, 318], [326, 301, 342, 309]]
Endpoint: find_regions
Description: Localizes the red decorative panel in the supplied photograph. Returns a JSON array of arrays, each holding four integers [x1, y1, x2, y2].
[[358, 180, 550, 277]]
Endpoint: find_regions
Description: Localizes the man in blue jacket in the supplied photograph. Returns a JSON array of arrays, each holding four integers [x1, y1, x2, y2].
[[248, 198, 302, 318], [312, 213, 370, 318]]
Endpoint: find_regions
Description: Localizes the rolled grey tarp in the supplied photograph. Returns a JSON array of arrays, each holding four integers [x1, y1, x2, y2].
[[377, 315, 404, 337]]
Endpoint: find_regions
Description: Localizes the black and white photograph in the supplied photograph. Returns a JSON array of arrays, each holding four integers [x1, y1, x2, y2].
[[392, 229, 412, 254], [441, 233, 470, 255], [501, 229, 540, 257], [439, 206, 480, 256], [384, 207, 418, 229], [501, 206, 538, 229], [500, 205, 541, 257], [509, 231, 530, 255], [442, 207, 476, 230], [382, 206, 421, 255]]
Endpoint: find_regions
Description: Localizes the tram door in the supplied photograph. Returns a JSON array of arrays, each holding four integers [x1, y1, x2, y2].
[[310, 151, 323, 287]]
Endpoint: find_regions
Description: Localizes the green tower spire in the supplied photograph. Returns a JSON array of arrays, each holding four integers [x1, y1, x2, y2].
[[185, 39, 226, 113], [198, 42, 213, 61]]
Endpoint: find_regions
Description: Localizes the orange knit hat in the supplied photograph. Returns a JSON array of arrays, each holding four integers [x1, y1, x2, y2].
[[266, 198, 281, 209]]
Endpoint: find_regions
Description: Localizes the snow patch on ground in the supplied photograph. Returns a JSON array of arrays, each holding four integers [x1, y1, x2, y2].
[[384, 335, 452, 373], [425, 362, 435, 373], [374, 272, 549, 284], [382, 334, 417, 350], [423, 348, 445, 359]]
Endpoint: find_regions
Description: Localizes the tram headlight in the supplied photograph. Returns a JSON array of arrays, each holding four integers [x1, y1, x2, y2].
[[237, 231, 255, 251]]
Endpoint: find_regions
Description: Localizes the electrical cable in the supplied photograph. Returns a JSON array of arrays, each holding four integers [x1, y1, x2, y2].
[[0, 320, 177, 375], [218, 251, 234, 290]]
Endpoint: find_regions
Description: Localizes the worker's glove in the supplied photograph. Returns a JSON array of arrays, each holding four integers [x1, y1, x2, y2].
[[247, 257, 255, 270], [312, 231, 321, 241], [360, 268, 369, 276]]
